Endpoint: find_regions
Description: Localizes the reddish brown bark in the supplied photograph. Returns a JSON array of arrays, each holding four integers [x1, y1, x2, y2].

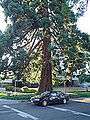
[[38, 3, 52, 93], [39, 30, 52, 93]]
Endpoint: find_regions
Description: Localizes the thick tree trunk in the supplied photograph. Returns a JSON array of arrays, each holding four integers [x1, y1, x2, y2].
[[38, 2, 52, 93], [39, 30, 52, 93]]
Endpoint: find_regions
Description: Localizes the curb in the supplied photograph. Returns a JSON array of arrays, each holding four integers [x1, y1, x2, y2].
[[71, 98, 90, 103]]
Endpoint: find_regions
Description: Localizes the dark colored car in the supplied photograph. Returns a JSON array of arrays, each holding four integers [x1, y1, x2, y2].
[[31, 91, 69, 106]]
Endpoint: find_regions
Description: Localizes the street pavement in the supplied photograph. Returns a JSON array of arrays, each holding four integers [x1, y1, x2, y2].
[[0, 99, 90, 120]]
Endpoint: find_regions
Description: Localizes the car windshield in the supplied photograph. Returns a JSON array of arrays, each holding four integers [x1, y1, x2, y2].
[[51, 93, 57, 96], [41, 91, 50, 97]]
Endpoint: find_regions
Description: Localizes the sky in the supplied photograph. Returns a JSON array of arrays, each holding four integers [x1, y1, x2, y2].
[[0, 1, 90, 34], [77, 0, 90, 35], [0, 6, 7, 32]]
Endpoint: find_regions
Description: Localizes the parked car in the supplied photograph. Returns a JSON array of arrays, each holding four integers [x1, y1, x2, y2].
[[31, 91, 69, 106]]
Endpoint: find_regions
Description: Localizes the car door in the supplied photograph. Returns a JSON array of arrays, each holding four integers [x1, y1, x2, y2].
[[49, 93, 59, 104]]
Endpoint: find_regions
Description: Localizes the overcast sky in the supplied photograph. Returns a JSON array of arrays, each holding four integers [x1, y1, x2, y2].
[[0, 1, 90, 34], [77, 0, 90, 35], [0, 6, 7, 32]]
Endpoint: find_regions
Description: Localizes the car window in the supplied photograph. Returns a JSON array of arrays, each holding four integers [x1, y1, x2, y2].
[[41, 92, 50, 97]]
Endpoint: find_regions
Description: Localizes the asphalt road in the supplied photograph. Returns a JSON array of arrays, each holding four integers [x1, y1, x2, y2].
[[0, 99, 90, 120]]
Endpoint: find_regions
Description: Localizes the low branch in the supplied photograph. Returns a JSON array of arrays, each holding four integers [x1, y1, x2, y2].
[[16, 29, 38, 49], [28, 39, 42, 55]]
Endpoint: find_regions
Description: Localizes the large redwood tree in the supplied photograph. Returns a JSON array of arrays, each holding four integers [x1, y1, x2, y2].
[[1, 0, 89, 92]]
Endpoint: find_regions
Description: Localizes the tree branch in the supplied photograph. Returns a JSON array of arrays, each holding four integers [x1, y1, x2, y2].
[[28, 39, 42, 55], [20, 29, 38, 48]]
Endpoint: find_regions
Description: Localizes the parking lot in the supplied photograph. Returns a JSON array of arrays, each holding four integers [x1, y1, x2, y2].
[[0, 99, 90, 120]]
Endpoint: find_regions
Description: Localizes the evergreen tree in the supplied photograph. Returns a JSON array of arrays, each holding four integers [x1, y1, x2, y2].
[[0, 0, 89, 92]]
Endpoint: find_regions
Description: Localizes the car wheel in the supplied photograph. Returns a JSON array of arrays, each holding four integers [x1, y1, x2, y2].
[[42, 100, 48, 106], [63, 99, 67, 104]]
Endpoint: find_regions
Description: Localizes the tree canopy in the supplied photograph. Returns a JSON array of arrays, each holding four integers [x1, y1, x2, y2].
[[0, 0, 89, 92]]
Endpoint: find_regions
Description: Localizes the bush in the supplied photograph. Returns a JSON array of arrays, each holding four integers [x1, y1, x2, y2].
[[21, 86, 38, 93], [5, 85, 14, 91], [0, 92, 6, 97], [79, 74, 90, 83], [0, 93, 33, 100], [53, 79, 64, 87], [28, 89, 38, 93]]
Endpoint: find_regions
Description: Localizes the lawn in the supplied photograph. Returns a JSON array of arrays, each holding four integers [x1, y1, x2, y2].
[[53, 87, 90, 98], [0, 87, 38, 100], [0, 87, 90, 100], [0, 92, 6, 97], [0, 92, 34, 100], [70, 91, 90, 98]]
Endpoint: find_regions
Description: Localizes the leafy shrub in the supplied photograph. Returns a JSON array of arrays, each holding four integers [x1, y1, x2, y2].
[[28, 89, 38, 93], [53, 79, 64, 87], [0, 93, 33, 100], [79, 74, 90, 83], [0, 92, 6, 97], [21, 86, 38, 93], [5, 85, 14, 91]]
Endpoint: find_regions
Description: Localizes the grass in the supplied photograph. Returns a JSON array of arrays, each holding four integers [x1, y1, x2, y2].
[[0, 92, 6, 97], [1, 91, 90, 100], [0, 92, 34, 100], [0, 87, 90, 100], [69, 91, 90, 98], [53, 87, 90, 98], [0, 87, 38, 100]]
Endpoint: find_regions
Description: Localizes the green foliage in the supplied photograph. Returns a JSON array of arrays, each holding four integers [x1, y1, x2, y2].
[[0, 92, 6, 97], [53, 79, 63, 87], [23, 51, 42, 82], [0, 0, 89, 86], [79, 74, 90, 83], [2, 84, 13, 91], [5, 85, 14, 91], [0, 92, 33, 100], [11, 48, 29, 79], [70, 91, 90, 98], [21, 87, 38, 93]]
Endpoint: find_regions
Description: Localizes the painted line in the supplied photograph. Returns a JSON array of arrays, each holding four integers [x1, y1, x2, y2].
[[0, 111, 12, 114], [3, 105, 39, 120], [49, 106, 90, 117]]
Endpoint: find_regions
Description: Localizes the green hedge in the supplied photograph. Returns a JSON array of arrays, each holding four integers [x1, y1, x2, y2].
[[21, 87, 38, 93]]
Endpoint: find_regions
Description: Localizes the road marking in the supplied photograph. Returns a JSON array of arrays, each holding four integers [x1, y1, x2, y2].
[[49, 106, 90, 117], [0, 111, 12, 114], [3, 105, 39, 120]]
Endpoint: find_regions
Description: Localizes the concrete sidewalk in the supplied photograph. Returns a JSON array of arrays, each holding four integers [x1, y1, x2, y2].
[[71, 98, 90, 103]]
